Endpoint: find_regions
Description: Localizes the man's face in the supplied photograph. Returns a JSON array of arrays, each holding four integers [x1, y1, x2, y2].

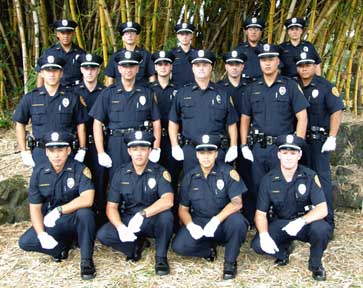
[[192, 62, 212, 81], [128, 146, 151, 167], [155, 61, 172, 77], [118, 64, 139, 80], [297, 63, 316, 80], [287, 27, 303, 41], [177, 32, 193, 46], [245, 27, 262, 44], [122, 31, 138, 45], [278, 149, 302, 170], [80, 66, 100, 84], [225, 62, 244, 79], [46, 146, 71, 170], [40, 68, 63, 86], [196, 150, 218, 170], [260, 57, 280, 76], [56, 31, 74, 46]]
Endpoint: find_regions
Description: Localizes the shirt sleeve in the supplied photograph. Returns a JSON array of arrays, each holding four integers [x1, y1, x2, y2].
[[240, 86, 252, 116], [256, 175, 271, 213], [226, 96, 238, 126], [104, 53, 117, 78], [88, 89, 109, 123], [325, 83, 345, 114], [156, 168, 173, 197], [28, 168, 42, 204], [179, 173, 192, 207], [13, 93, 31, 124], [78, 166, 95, 194], [310, 174, 326, 205], [290, 81, 310, 113], [74, 96, 89, 124], [150, 91, 161, 121], [107, 170, 122, 203], [145, 52, 156, 77], [226, 168, 247, 200]]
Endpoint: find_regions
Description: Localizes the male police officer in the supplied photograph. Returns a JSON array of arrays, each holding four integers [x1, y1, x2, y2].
[[172, 134, 249, 280], [279, 17, 322, 78], [235, 17, 265, 80], [240, 44, 309, 223], [251, 134, 332, 281], [104, 21, 155, 86], [18, 131, 97, 280], [171, 23, 196, 88], [90, 51, 161, 179], [169, 49, 239, 173], [36, 19, 85, 87], [75, 53, 107, 225], [97, 131, 174, 275], [14, 55, 88, 166], [296, 51, 344, 227]]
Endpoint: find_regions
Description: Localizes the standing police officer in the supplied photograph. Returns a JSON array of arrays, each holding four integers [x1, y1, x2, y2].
[[171, 23, 196, 88], [18, 131, 97, 280], [13, 55, 88, 167], [279, 17, 322, 78], [240, 44, 309, 223], [36, 19, 85, 87], [251, 134, 332, 281], [169, 49, 239, 173], [104, 21, 155, 86], [89, 51, 161, 179], [172, 134, 249, 280], [296, 51, 344, 227], [97, 131, 174, 275], [235, 17, 265, 80]]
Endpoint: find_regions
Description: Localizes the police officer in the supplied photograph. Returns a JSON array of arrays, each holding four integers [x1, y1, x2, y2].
[[295, 51, 344, 227], [169, 49, 239, 173], [172, 134, 249, 280], [279, 17, 322, 78], [13, 55, 88, 167], [235, 17, 265, 80], [104, 21, 155, 86], [251, 134, 332, 281], [150, 50, 182, 205], [89, 51, 161, 179], [240, 44, 309, 223], [36, 19, 85, 87], [171, 23, 196, 88], [18, 131, 97, 280], [97, 131, 174, 276], [75, 53, 108, 225]]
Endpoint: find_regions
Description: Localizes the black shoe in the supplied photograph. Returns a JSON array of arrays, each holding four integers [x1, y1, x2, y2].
[[80, 259, 96, 280], [223, 261, 237, 280], [126, 237, 151, 262], [274, 242, 294, 266], [155, 256, 170, 276], [309, 265, 326, 281], [204, 245, 217, 262], [52, 246, 69, 262]]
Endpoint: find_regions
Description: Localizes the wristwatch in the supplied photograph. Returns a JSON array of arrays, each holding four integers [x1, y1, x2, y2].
[[57, 206, 63, 215], [139, 209, 147, 218]]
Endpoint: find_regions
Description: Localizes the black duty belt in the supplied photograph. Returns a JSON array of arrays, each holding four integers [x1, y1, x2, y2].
[[34, 140, 45, 148], [161, 128, 168, 137], [88, 134, 94, 144], [306, 126, 328, 143], [248, 130, 277, 148]]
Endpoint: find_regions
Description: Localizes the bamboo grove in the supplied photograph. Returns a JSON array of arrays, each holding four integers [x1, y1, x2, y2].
[[1, 0, 363, 117]]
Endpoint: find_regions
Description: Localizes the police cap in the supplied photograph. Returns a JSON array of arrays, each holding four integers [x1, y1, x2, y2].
[[195, 134, 220, 151], [119, 21, 141, 35], [174, 23, 195, 34], [256, 44, 280, 58], [53, 19, 78, 32], [284, 17, 305, 29], [151, 50, 175, 64], [222, 50, 247, 64], [78, 53, 104, 67], [44, 131, 73, 148], [189, 49, 216, 64], [125, 131, 155, 147], [244, 17, 265, 29], [38, 55, 66, 70], [295, 50, 317, 66], [115, 51, 143, 66], [276, 134, 305, 151]]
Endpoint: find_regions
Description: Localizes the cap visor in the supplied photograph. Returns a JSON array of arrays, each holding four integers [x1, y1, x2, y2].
[[81, 62, 100, 67], [127, 140, 152, 147], [278, 144, 301, 151], [195, 144, 218, 151], [258, 52, 279, 58]]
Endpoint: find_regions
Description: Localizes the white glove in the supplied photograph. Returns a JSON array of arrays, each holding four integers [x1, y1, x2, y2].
[[282, 218, 306, 236], [203, 216, 221, 237], [172, 145, 184, 161], [259, 232, 279, 254], [21, 151, 35, 167], [98, 152, 112, 168], [127, 212, 145, 233], [224, 146, 238, 163], [37, 232, 58, 249], [148, 148, 161, 163], [241, 146, 254, 162], [321, 136, 336, 153], [117, 224, 137, 242], [186, 222, 204, 240], [74, 149, 86, 162], [43, 208, 61, 228]]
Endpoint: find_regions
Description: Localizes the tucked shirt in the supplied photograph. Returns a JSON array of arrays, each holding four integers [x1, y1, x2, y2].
[[235, 41, 264, 79], [171, 47, 195, 88]]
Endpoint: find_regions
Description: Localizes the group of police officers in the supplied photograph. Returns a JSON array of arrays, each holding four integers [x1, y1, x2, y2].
[[13, 16, 344, 281]]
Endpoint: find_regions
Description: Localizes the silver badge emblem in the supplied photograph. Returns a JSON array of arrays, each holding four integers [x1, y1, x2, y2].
[[292, 18, 297, 24], [216, 95, 221, 104], [312, 89, 319, 98], [139, 95, 146, 106], [182, 23, 187, 29], [135, 131, 142, 140], [86, 54, 92, 61], [47, 56, 55, 64], [303, 46, 309, 52], [160, 51, 166, 58], [202, 135, 210, 144], [148, 178, 156, 189], [279, 86, 286, 95], [62, 98, 70, 108], [51, 132, 59, 141], [286, 135, 294, 144], [263, 44, 270, 52], [198, 50, 205, 57], [217, 179, 224, 190], [252, 17, 257, 24], [62, 19, 68, 26], [67, 177, 75, 189], [125, 51, 131, 59], [298, 184, 306, 195], [231, 50, 238, 58]]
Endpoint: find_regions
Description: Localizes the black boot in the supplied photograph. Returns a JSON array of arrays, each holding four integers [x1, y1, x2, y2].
[[309, 264, 326, 281], [223, 261, 237, 280], [126, 237, 150, 262], [80, 258, 96, 280], [204, 243, 217, 262], [52, 246, 70, 262], [274, 242, 295, 266], [155, 256, 170, 276]]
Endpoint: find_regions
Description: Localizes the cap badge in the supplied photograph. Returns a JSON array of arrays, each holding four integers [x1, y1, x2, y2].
[[51, 132, 59, 141], [198, 50, 205, 57], [231, 50, 238, 58], [62, 19, 68, 26], [125, 51, 131, 59], [86, 54, 92, 61], [303, 46, 309, 52], [263, 44, 270, 51], [182, 23, 187, 29], [252, 17, 257, 23], [202, 135, 210, 144], [47, 56, 55, 63], [160, 51, 166, 58], [286, 135, 294, 144], [135, 131, 142, 140], [292, 18, 297, 24]]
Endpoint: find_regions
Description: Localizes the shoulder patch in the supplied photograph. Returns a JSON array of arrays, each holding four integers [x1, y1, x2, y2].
[[163, 170, 171, 182], [332, 87, 339, 97], [297, 84, 303, 94], [153, 93, 158, 104], [314, 175, 321, 188], [80, 96, 87, 107], [83, 167, 92, 179], [229, 96, 234, 107], [229, 169, 240, 182]]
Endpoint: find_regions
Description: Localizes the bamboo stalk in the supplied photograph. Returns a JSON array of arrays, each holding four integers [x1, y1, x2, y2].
[[99, 0, 117, 52], [162, 0, 173, 47], [267, 0, 276, 44], [312, 0, 340, 41], [98, 2, 108, 65], [151, 0, 159, 52], [30, 0, 40, 66], [39, 0, 48, 46], [69, 0, 85, 49], [307, 0, 317, 42], [120, 0, 127, 22], [278, 0, 297, 44]]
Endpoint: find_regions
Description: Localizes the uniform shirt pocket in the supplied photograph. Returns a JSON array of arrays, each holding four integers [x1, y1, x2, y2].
[[181, 100, 195, 119], [251, 94, 263, 114], [31, 105, 46, 125]]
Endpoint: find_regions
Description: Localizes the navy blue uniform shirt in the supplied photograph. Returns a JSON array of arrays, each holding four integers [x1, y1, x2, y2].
[[257, 165, 326, 219], [169, 82, 238, 141], [89, 82, 160, 129], [28, 157, 94, 214], [108, 161, 173, 215], [241, 75, 309, 136], [13, 85, 88, 140], [171, 47, 195, 88], [235, 41, 264, 79], [180, 163, 247, 218], [35, 43, 86, 86]]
